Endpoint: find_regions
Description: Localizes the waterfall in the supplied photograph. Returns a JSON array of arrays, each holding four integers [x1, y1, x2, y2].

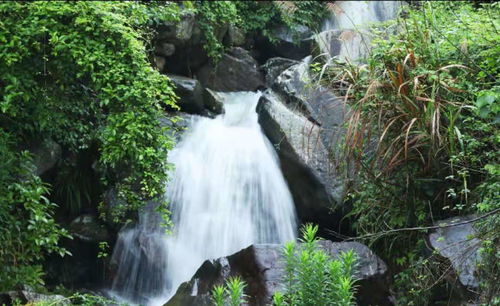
[[109, 91, 297, 305], [315, 1, 402, 62]]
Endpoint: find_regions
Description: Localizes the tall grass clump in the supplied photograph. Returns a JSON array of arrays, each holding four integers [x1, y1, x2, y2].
[[317, 2, 498, 304]]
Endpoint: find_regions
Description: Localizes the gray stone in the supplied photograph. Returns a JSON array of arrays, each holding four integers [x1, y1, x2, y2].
[[258, 56, 352, 224], [261, 57, 299, 87], [272, 56, 349, 149], [166, 242, 391, 306], [167, 74, 204, 114], [267, 25, 314, 60], [196, 47, 264, 92], [203, 88, 226, 115], [156, 42, 176, 57], [257, 90, 344, 224], [429, 215, 482, 289], [69, 214, 109, 242], [0, 287, 68, 305], [157, 11, 195, 45], [26, 138, 61, 176], [228, 24, 246, 46]]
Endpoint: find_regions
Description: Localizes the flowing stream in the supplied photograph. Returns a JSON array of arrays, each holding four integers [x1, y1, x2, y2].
[[109, 91, 297, 305]]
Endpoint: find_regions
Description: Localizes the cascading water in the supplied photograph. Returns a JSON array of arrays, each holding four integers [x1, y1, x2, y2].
[[109, 91, 297, 305], [315, 1, 402, 62]]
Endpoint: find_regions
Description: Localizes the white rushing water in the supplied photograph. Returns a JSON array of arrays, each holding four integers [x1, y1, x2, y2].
[[315, 1, 402, 62], [110, 91, 297, 305]]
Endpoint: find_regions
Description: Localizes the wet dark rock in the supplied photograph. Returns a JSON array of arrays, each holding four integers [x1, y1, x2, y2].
[[429, 216, 482, 290], [167, 74, 204, 114], [45, 214, 108, 289], [110, 223, 170, 305], [261, 57, 299, 87], [196, 47, 264, 92], [203, 88, 226, 115], [257, 90, 345, 228], [157, 11, 195, 45], [166, 242, 391, 306], [269, 25, 314, 60], [227, 24, 246, 46], [69, 214, 109, 242], [254, 25, 313, 62], [156, 42, 176, 57], [258, 56, 352, 227], [0, 286, 68, 305], [26, 138, 61, 176]]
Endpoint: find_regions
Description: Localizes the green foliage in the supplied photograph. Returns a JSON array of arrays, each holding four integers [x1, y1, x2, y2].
[[274, 224, 356, 306], [0, 1, 179, 216], [196, 1, 240, 61], [19, 292, 128, 306], [0, 1, 179, 289], [319, 2, 499, 304], [0, 132, 70, 291], [210, 276, 247, 306], [195, 1, 329, 61]]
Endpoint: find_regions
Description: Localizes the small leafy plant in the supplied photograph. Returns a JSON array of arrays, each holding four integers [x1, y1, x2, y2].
[[211, 276, 247, 306], [274, 224, 357, 306]]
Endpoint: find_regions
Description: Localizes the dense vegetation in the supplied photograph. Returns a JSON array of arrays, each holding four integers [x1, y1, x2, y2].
[[0, 1, 179, 291], [0, 0, 331, 294], [316, 2, 499, 304]]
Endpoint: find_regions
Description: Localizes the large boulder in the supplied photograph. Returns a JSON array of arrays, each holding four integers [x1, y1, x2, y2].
[[196, 47, 264, 92], [257, 25, 314, 61], [44, 214, 110, 289], [258, 56, 351, 227], [257, 90, 342, 226], [167, 74, 204, 114], [261, 57, 299, 86], [203, 88, 226, 115], [166, 242, 391, 306], [429, 216, 482, 290], [270, 56, 348, 149], [156, 11, 196, 46]]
